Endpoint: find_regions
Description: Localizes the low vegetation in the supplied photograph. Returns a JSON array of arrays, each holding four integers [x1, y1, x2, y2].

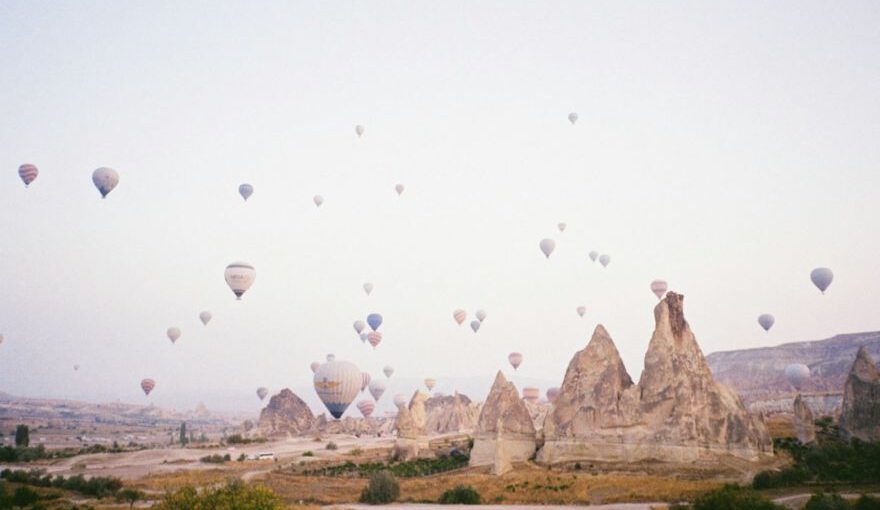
[[359, 471, 399, 504], [670, 484, 785, 510], [0, 468, 123, 498], [199, 453, 231, 464], [303, 452, 469, 478], [804, 492, 880, 510], [154, 480, 282, 510], [225, 434, 267, 445], [439, 485, 481, 504], [753, 437, 880, 489], [0, 442, 143, 463]]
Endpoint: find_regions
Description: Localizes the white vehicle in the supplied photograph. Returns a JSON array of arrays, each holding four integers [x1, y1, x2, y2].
[[255, 452, 275, 461]]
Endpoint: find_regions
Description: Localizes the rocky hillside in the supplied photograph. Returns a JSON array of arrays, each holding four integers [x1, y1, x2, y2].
[[706, 332, 880, 404]]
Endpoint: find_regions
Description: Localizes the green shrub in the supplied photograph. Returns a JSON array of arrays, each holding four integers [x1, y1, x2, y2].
[[439, 485, 481, 504], [117, 488, 145, 510], [154, 480, 281, 510], [359, 471, 399, 504], [13, 487, 40, 508], [326, 441, 338, 451], [805, 492, 851, 510], [302, 451, 314, 457], [854, 495, 880, 510], [691, 484, 784, 510], [199, 453, 231, 464]]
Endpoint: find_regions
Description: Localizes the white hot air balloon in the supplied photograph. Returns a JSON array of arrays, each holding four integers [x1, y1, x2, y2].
[[475, 310, 487, 322], [539, 239, 556, 258], [393, 394, 408, 408], [508, 352, 523, 370], [383, 365, 394, 378], [599, 254, 611, 267], [785, 363, 810, 390], [395, 184, 405, 195], [368, 379, 386, 402], [359, 332, 368, 343], [558, 222, 567, 232], [313, 195, 324, 207], [18, 164, 38, 187], [314, 360, 361, 419], [310, 361, 321, 373], [810, 267, 834, 294], [363, 282, 374, 295], [588, 251, 598, 262], [355, 125, 365, 137], [650, 280, 668, 300], [92, 167, 119, 198], [453, 309, 466, 325], [758, 314, 775, 332], [568, 112, 578, 124], [470, 320, 481, 333], [357, 399, 375, 418], [424, 378, 436, 391], [522, 387, 540, 403], [167, 327, 181, 344], [238, 183, 253, 201], [576, 306, 586, 317], [353, 320, 366, 335], [199, 311, 212, 325], [225, 262, 256, 300], [257, 387, 269, 400], [361, 372, 371, 392]]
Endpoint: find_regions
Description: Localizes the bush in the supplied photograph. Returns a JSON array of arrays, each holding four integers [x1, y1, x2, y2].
[[359, 471, 400, 504], [117, 488, 145, 509], [154, 480, 281, 510], [326, 441, 338, 451], [854, 495, 880, 510], [805, 492, 851, 510], [200, 453, 231, 464], [13, 487, 40, 508], [439, 485, 481, 504], [691, 485, 785, 510], [302, 451, 314, 457]]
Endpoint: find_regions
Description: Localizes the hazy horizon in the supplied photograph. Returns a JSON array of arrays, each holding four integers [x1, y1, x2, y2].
[[2, 1, 880, 415]]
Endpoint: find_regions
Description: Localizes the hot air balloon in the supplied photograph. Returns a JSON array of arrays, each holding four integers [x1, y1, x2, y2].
[[367, 313, 383, 331], [73, 364, 80, 371], [576, 306, 586, 317], [18, 164, 38, 187], [522, 387, 540, 403], [475, 310, 487, 322], [810, 267, 834, 294], [363, 282, 374, 295], [395, 184, 405, 195], [453, 309, 466, 325], [326, 353, 336, 362], [353, 320, 366, 334], [257, 387, 269, 400], [167, 327, 181, 344], [357, 399, 375, 418], [546, 387, 560, 402], [141, 378, 155, 396], [599, 254, 611, 267], [393, 394, 408, 408], [92, 167, 119, 198], [314, 360, 361, 419], [508, 352, 523, 370], [540, 238, 556, 258], [313, 195, 324, 207], [568, 112, 578, 124], [470, 320, 481, 333], [424, 378, 436, 391], [785, 363, 810, 390], [558, 222, 567, 232], [650, 280, 668, 299], [367, 331, 383, 348], [238, 184, 253, 201], [758, 314, 775, 332], [368, 379, 386, 401], [355, 125, 365, 137], [225, 262, 255, 300], [383, 365, 394, 378], [310, 361, 321, 373], [361, 372, 371, 392], [199, 311, 212, 325], [359, 332, 368, 343], [588, 251, 598, 262]]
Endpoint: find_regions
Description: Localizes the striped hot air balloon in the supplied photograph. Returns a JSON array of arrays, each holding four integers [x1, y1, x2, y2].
[[18, 164, 38, 187], [367, 331, 382, 348], [141, 378, 156, 396], [522, 387, 540, 403], [368, 379, 386, 401], [424, 378, 436, 391], [453, 309, 466, 325], [225, 262, 255, 300], [508, 352, 523, 370], [92, 167, 119, 198], [257, 387, 269, 400], [650, 280, 668, 299], [361, 372, 371, 392], [314, 360, 361, 419], [546, 387, 560, 402], [357, 399, 375, 418], [167, 327, 181, 344]]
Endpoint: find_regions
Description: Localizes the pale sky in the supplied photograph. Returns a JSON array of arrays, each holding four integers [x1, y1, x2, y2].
[[1, 1, 879, 415]]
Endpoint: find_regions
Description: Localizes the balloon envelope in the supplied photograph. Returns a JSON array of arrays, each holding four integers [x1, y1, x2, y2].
[[326, 353, 336, 362], [167, 327, 181, 343], [199, 311, 212, 325], [453, 309, 466, 325], [314, 360, 361, 419], [588, 251, 598, 262], [141, 378, 155, 396], [359, 332, 368, 343], [546, 387, 560, 402], [470, 320, 481, 333], [558, 222, 566, 232], [367, 331, 382, 348], [238, 183, 253, 201], [568, 112, 578, 124], [363, 282, 373, 295], [357, 399, 375, 418], [310, 361, 321, 373], [383, 365, 394, 378], [475, 310, 487, 322], [508, 352, 523, 370], [395, 184, 405, 195], [361, 372, 371, 392], [355, 125, 365, 136], [424, 378, 436, 391], [18, 164, 38, 187], [225, 262, 256, 300], [353, 320, 366, 334], [539, 238, 556, 258], [785, 363, 810, 390], [576, 306, 586, 317], [393, 394, 408, 408], [313, 195, 324, 207], [650, 280, 668, 299], [758, 314, 775, 332], [367, 313, 383, 331], [810, 267, 834, 294], [522, 387, 540, 403], [368, 379, 386, 401], [257, 387, 268, 400], [92, 167, 119, 198], [599, 254, 611, 267]]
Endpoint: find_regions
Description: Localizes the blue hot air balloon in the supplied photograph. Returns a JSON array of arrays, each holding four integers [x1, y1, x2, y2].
[[367, 313, 383, 331]]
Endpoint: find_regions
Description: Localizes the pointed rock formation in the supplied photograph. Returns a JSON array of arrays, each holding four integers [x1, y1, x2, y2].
[[792, 394, 816, 444], [840, 347, 880, 441], [258, 389, 316, 437], [470, 371, 537, 468], [538, 293, 772, 465], [492, 417, 513, 475], [394, 391, 430, 460], [425, 393, 480, 434]]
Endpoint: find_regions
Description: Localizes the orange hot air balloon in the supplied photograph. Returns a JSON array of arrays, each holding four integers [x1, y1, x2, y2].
[[453, 309, 466, 325], [141, 378, 156, 396]]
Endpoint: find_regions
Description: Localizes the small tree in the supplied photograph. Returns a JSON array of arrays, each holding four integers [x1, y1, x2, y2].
[[360, 471, 400, 504], [14, 425, 29, 447], [117, 488, 145, 510], [179, 422, 187, 446]]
